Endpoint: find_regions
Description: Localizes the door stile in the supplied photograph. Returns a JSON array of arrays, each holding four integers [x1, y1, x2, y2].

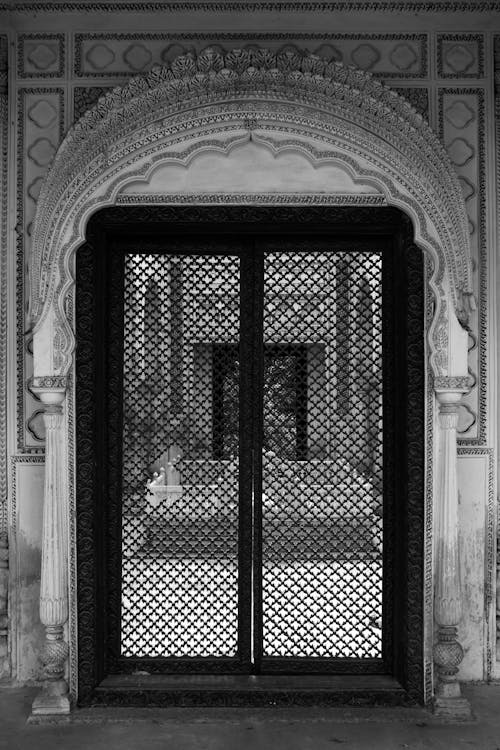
[[250, 247, 265, 672], [238, 249, 257, 670]]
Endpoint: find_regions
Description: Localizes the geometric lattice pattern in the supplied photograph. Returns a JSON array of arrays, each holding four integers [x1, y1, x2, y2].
[[120, 248, 383, 661], [262, 251, 383, 659], [121, 253, 240, 657]]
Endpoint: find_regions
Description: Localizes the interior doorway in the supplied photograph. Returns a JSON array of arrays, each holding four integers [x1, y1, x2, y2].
[[75, 205, 424, 706]]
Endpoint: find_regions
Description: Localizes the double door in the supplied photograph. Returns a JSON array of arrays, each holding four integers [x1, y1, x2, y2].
[[112, 235, 395, 676]]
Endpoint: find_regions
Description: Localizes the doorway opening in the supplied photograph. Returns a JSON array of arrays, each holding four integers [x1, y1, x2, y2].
[[76, 205, 424, 706]]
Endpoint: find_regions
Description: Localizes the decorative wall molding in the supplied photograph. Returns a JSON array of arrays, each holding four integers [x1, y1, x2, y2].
[[437, 34, 484, 79], [423, 260, 435, 706], [434, 375, 471, 391], [74, 84, 429, 125], [17, 34, 65, 79], [31, 375, 67, 389], [0, 36, 7, 533], [74, 33, 428, 79], [116, 193, 387, 205], [1, 1, 500, 12], [16, 87, 65, 452], [439, 87, 486, 444]]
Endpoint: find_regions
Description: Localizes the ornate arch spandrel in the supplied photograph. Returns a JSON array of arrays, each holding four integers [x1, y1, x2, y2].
[[28, 47, 473, 381]]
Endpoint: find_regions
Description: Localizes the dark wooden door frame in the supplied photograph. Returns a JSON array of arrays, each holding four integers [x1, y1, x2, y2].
[[75, 205, 425, 707]]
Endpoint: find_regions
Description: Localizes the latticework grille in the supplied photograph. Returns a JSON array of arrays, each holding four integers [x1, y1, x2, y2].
[[261, 250, 383, 659], [119, 246, 384, 663], [120, 253, 241, 658]]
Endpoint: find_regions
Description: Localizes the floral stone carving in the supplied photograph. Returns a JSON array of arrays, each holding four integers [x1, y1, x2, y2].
[[29, 46, 473, 343]]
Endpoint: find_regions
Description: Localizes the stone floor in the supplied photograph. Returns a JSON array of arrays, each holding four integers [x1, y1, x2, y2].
[[1, 684, 500, 750]]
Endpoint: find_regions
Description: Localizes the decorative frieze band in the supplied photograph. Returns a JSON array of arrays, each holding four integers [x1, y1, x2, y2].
[[1, 1, 500, 11], [433, 375, 471, 392], [74, 33, 428, 79], [31, 376, 68, 391]]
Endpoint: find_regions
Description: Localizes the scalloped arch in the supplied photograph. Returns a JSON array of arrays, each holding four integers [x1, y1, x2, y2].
[[29, 46, 473, 346]]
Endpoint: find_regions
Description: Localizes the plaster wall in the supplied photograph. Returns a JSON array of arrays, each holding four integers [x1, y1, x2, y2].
[[0, 2, 498, 690]]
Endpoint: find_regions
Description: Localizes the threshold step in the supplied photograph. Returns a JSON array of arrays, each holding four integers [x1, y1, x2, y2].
[[92, 674, 415, 707]]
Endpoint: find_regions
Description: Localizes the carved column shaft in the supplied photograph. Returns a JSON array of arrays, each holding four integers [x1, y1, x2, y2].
[[31, 387, 70, 715], [433, 388, 471, 719]]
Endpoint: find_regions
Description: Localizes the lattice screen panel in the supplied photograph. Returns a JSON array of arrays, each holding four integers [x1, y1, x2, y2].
[[261, 250, 384, 659], [120, 253, 241, 658]]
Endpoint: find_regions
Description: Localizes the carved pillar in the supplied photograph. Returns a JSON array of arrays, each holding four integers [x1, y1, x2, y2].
[[433, 383, 471, 719], [31, 383, 70, 715]]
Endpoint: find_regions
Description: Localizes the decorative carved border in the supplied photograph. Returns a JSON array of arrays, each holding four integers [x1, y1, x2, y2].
[[0, 36, 7, 533], [74, 32, 428, 79], [117, 193, 387, 205], [434, 375, 471, 390], [457, 446, 495, 680], [16, 87, 65, 452], [438, 87, 487, 445], [31, 375, 67, 389], [1, 1, 500, 11], [17, 33, 65, 79], [436, 34, 485, 79], [423, 257, 435, 705]]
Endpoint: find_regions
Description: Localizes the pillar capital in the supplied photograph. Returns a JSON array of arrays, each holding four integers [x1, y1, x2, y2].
[[434, 375, 471, 403], [30, 376, 67, 407]]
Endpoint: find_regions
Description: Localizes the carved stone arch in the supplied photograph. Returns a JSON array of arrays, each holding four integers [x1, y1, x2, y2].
[[29, 46, 473, 381], [29, 47, 475, 718]]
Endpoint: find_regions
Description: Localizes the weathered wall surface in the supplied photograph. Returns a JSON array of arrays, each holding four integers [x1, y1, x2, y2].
[[0, 2, 498, 686]]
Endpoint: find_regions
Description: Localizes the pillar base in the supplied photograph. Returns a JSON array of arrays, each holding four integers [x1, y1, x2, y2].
[[32, 680, 70, 716], [433, 696, 473, 721]]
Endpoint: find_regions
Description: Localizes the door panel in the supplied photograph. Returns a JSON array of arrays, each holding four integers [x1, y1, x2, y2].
[[117, 246, 253, 671], [258, 246, 388, 672], [111, 237, 393, 674], [76, 206, 425, 706]]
